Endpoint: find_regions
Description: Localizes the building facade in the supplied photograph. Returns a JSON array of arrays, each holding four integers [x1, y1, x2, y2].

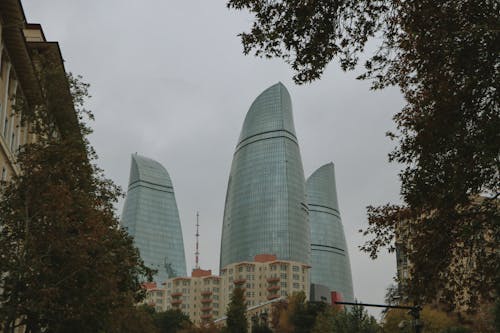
[[0, 1, 78, 185], [121, 154, 187, 282], [149, 254, 310, 326], [220, 82, 310, 269], [164, 269, 222, 326], [219, 254, 310, 309], [307, 163, 354, 301]]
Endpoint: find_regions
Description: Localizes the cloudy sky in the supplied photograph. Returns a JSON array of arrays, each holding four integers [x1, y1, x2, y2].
[[23, 0, 405, 317]]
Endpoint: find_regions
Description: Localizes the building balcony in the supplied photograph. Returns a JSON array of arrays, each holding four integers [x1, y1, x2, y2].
[[201, 306, 213, 312], [233, 278, 246, 285], [267, 276, 280, 283], [201, 298, 212, 304], [201, 290, 213, 296], [267, 294, 280, 301], [267, 285, 280, 291], [170, 292, 182, 297], [170, 299, 182, 305], [201, 313, 213, 320]]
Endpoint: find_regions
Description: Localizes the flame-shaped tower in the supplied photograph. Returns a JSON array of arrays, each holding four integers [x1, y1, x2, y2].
[[220, 83, 310, 268], [307, 163, 354, 301], [121, 154, 187, 282]]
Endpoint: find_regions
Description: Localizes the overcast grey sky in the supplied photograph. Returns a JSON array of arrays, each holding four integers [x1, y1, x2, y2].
[[23, 0, 404, 317]]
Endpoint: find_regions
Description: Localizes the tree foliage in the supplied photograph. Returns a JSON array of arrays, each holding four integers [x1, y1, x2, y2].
[[382, 305, 469, 333], [228, 0, 499, 310], [225, 287, 248, 333], [153, 309, 192, 333], [0, 58, 152, 332]]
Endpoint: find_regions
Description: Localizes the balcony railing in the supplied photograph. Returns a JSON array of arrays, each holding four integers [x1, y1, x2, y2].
[[233, 278, 246, 285], [201, 313, 213, 320], [267, 276, 280, 283], [267, 285, 280, 291]]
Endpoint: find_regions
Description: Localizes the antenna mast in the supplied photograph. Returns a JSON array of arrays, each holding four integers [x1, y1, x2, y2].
[[195, 211, 200, 269]]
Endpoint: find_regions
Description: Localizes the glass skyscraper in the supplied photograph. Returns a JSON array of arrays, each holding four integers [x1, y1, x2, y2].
[[307, 163, 354, 301], [220, 82, 310, 269], [121, 154, 187, 282]]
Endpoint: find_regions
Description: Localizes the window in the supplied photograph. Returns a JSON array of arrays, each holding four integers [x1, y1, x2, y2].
[[293, 266, 299, 272], [1, 167, 6, 181]]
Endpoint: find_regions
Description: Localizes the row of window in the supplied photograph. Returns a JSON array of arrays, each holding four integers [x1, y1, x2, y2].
[[168, 279, 220, 287]]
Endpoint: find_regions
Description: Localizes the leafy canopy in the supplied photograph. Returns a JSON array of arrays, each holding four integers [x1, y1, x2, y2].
[[228, 0, 500, 309], [0, 55, 152, 333]]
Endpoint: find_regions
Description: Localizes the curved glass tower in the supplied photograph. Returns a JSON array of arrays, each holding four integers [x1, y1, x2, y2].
[[121, 154, 187, 282], [220, 83, 310, 269], [307, 163, 354, 301]]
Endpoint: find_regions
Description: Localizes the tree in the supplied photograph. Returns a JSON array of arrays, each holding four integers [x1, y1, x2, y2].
[[225, 287, 247, 333], [0, 59, 152, 333], [251, 322, 272, 333], [228, 0, 499, 310], [106, 305, 159, 333], [330, 304, 379, 333], [382, 305, 466, 333], [153, 309, 192, 333]]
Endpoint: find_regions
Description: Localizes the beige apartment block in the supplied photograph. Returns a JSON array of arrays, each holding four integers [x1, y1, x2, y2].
[[220, 254, 310, 310], [145, 254, 310, 327], [163, 269, 222, 326], [141, 282, 168, 313]]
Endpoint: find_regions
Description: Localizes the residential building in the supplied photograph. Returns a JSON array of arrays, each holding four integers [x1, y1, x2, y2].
[[164, 269, 222, 326], [307, 163, 354, 301], [149, 254, 310, 326], [121, 153, 187, 282], [220, 82, 310, 269], [142, 282, 168, 313], [220, 254, 310, 309]]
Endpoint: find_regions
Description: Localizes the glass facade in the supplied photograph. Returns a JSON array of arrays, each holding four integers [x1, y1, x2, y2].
[[220, 83, 310, 269], [121, 154, 187, 282], [307, 163, 354, 301]]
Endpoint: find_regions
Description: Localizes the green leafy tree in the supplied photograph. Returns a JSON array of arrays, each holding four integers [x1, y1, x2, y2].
[[227, 0, 499, 310], [106, 305, 159, 333], [383, 306, 465, 333], [153, 309, 192, 333], [310, 302, 380, 333], [0, 57, 152, 333], [331, 304, 379, 333], [251, 322, 272, 333], [225, 287, 248, 333], [273, 292, 329, 333]]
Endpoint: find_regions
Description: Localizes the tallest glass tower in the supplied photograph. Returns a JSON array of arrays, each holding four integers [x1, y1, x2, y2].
[[220, 83, 310, 269]]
